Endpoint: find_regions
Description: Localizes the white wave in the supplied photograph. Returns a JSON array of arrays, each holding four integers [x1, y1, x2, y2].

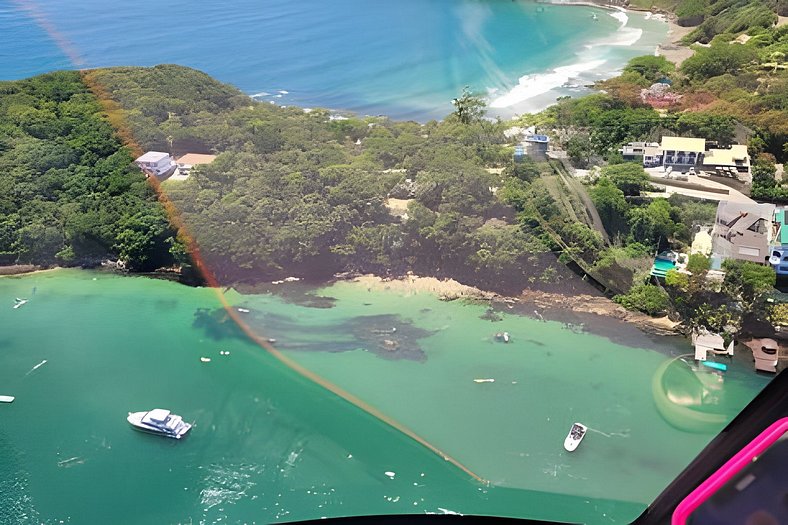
[[607, 27, 643, 47], [250, 91, 270, 98], [609, 10, 628, 26], [278, 90, 289, 94], [489, 60, 606, 108]]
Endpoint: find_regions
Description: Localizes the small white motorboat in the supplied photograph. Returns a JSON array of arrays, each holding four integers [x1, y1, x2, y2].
[[564, 422, 588, 452], [13, 298, 28, 309], [127, 409, 192, 439], [237, 308, 250, 313], [494, 332, 510, 343], [0, 395, 15, 403], [473, 378, 495, 383]]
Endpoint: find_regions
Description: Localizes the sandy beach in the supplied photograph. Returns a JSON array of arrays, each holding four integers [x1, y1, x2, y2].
[[352, 273, 497, 301], [348, 273, 679, 335], [657, 17, 695, 66], [545, 0, 695, 67]]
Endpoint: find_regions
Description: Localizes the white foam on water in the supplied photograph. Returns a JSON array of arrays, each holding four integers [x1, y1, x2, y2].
[[489, 5, 651, 113], [609, 10, 628, 26], [489, 59, 606, 108], [250, 91, 270, 98]]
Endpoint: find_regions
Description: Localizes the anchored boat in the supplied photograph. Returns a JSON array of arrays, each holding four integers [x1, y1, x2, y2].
[[564, 422, 587, 452], [127, 409, 192, 439]]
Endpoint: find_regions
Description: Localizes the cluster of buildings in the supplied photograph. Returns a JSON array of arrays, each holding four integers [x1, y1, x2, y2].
[[667, 200, 786, 373], [620, 136, 751, 181], [133, 151, 216, 180]]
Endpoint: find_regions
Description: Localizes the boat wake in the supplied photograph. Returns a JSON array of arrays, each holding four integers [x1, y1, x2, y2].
[[24, 359, 47, 376], [586, 427, 631, 438]]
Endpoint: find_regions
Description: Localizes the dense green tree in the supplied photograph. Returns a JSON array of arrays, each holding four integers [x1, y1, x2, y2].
[[590, 177, 629, 236], [627, 199, 677, 249], [0, 71, 181, 271], [613, 283, 671, 316], [600, 163, 651, 196], [722, 259, 777, 306], [451, 86, 487, 125], [687, 253, 711, 274], [566, 134, 593, 168], [682, 42, 758, 81], [623, 55, 675, 83]]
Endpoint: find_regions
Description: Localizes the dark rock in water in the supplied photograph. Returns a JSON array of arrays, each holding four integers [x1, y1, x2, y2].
[[480, 308, 503, 322], [192, 307, 248, 341], [346, 314, 432, 361], [193, 308, 431, 361]]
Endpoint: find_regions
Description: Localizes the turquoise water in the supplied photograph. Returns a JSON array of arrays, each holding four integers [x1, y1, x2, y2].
[[1, 0, 667, 119], [0, 270, 771, 523]]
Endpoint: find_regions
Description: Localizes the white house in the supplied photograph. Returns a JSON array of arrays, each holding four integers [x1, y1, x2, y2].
[[134, 151, 175, 177], [702, 144, 751, 181], [661, 136, 706, 171]]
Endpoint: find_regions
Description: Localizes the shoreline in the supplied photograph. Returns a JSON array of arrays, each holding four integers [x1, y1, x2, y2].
[[345, 273, 679, 336], [492, 0, 676, 117], [545, 0, 695, 67], [0, 264, 56, 277]]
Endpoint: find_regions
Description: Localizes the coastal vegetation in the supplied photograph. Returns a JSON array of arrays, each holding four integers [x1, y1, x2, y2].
[[3, 0, 785, 337], [85, 65, 578, 293], [0, 71, 184, 271], [510, 1, 787, 330]]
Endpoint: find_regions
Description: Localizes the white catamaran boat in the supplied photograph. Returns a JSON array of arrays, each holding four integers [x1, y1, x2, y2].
[[127, 409, 192, 439], [564, 422, 588, 452]]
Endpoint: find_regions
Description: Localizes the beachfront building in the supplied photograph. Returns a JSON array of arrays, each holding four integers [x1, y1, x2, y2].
[[619, 141, 659, 163], [661, 136, 705, 172], [620, 136, 751, 180], [134, 151, 176, 178], [700, 144, 751, 181], [175, 153, 216, 177], [711, 200, 776, 266]]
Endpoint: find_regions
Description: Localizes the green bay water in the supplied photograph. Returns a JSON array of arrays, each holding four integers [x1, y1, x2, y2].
[[0, 270, 771, 524]]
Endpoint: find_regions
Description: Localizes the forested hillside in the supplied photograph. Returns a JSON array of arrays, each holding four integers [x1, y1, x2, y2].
[[0, 71, 184, 271], [87, 65, 584, 293]]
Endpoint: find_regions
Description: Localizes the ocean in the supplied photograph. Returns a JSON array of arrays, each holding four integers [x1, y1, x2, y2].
[[0, 3, 756, 524], [1, 0, 667, 120], [0, 270, 771, 524]]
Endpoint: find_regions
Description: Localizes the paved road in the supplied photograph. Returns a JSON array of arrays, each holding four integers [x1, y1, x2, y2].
[[646, 173, 755, 204]]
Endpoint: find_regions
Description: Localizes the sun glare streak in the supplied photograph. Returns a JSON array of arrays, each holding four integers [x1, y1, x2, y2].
[[12, 0, 487, 484]]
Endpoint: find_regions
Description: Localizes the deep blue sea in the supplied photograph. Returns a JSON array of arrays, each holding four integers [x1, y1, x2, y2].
[[1, 0, 666, 120]]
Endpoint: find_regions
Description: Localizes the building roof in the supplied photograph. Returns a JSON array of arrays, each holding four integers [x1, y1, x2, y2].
[[176, 153, 217, 166], [661, 136, 706, 152], [135, 151, 171, 163], [716, 200, 775, 225], [703, 145, 749, 167]]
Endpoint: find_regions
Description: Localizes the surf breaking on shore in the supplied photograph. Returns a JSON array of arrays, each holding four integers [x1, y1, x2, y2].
[[489, 5, 660, 115]]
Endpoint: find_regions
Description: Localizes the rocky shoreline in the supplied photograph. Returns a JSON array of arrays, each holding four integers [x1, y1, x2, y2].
[[347, 272, 680, 336], [0, 264, 42, 276]]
